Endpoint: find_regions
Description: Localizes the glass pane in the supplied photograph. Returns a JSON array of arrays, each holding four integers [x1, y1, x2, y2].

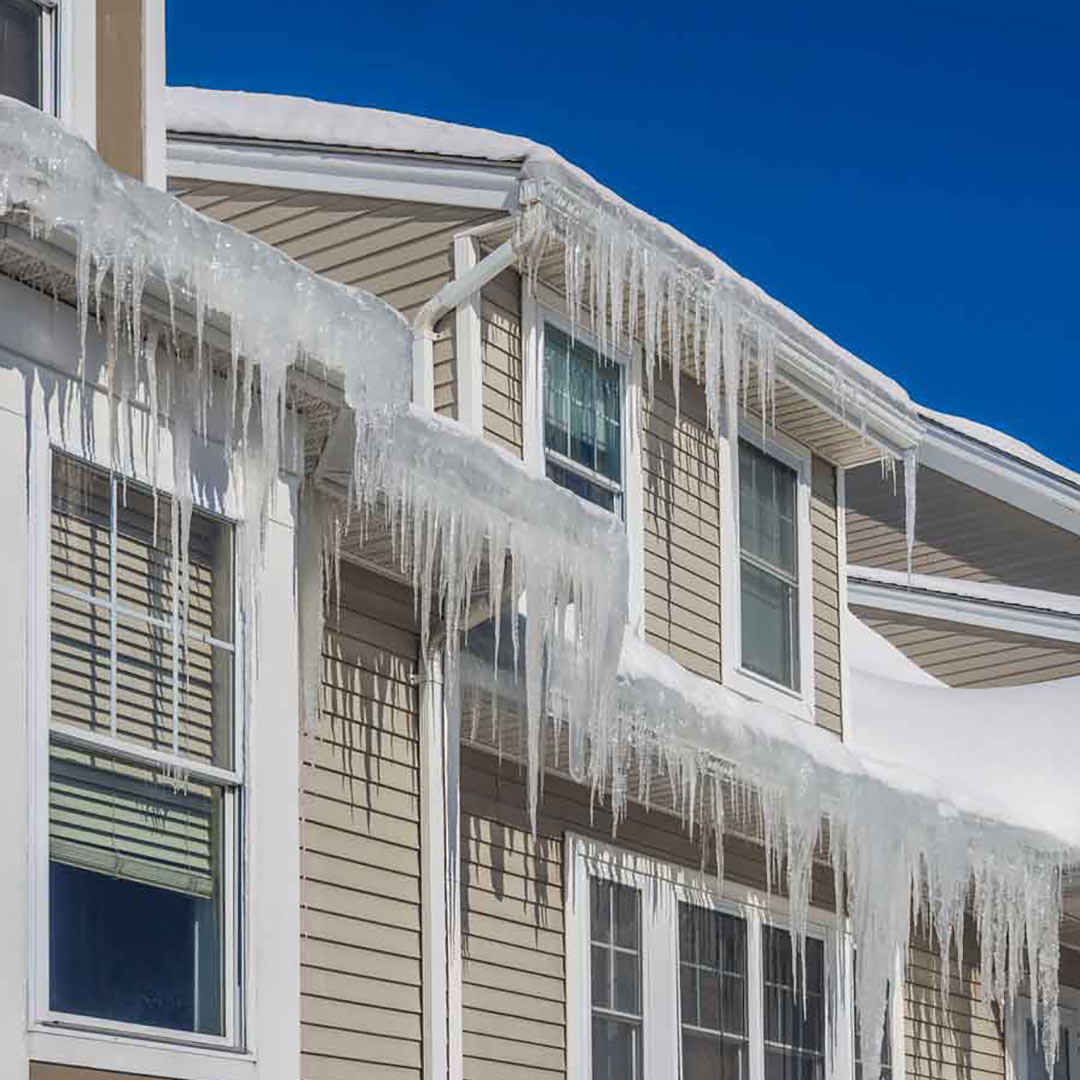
[[1027, 1020, 1071, 1080], [684, 1031, 749, 1080], [763, 927, 825, 1080], [596, 358, 622, 482], [739, 440, 797, 575], [52, 454, 111, 599], [679, 903, 749, 1056], [546, 460, 616, 513], [544, 326, 570, 457], [741, 559, 799, 689], [613, 950, 640, 1014], [0, 0, 40, 107], [569, 340, 598, 469], [593, 1015, 641, 1080], [48, 744, 226, 1035]]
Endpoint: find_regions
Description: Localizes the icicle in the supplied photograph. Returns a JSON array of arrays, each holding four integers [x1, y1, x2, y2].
[[903, 446, 918, 582]]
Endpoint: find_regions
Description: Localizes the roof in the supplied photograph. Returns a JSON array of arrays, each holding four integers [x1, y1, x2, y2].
[[166, 86, 1075, 491]]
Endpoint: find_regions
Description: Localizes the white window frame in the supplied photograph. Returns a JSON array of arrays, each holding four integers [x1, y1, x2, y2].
[[522, 286, 646, 633], [720, 415, 816, 723], [1007, 987, 1080, 1080], [566, 833, 858, 1080], [28, 441, 247, 1054]]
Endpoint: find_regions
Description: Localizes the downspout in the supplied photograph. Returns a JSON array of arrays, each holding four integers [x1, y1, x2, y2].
[[411, 239, 516, 409]]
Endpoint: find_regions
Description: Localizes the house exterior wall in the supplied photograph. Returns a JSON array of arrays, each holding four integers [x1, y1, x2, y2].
[[480, 267, 524, 456], [96, 0, 144, 179], [301, 563, 423, 1080], [846, 463, 1080, 594]]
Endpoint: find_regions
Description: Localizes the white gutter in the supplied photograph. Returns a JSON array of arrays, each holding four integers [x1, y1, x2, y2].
[[848, 564, 1080, 644], [411, 239, 516, 410]]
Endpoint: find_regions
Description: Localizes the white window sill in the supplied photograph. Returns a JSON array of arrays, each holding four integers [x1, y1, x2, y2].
[[29, 1026, 256, 1080], [727, 665, 815, 725]]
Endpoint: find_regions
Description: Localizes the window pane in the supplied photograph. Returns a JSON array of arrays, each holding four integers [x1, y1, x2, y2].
[[48, 744, 226, 1034], [595, 358, 621, 482], [1027, 1020, 1071, 1080], [739, 440, 797, 575], [545, 460, 616, 512], [684, 1031, 750, 1080], [0, 0, 41, 108], [763, 928, 824, 1080], [544, 327, 570, 457], [593, 1015, 640, 1080], [741, 559, 799, 689], [569, 342, 598, 469], [591, 878, 642, 1080]]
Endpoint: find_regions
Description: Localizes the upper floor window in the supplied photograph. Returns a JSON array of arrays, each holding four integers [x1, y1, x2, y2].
[[739, 439, 801, 691], [0, 0, 53, 109], [543, 322, 623, 513], [45, 452, 240, 1043]]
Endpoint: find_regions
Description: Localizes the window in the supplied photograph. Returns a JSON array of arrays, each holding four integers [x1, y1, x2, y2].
[[45, 452, 239, 1041], [591, 878, 643, 1080], [739, 440, 800, 691], [1012, 997, 1079, 1080], [543, 323, 623, 512], [854, 981, 893, 1080], [0, 0, 50, 108], [570, 838, 850, 1080], [680, 903, 749, 1080]]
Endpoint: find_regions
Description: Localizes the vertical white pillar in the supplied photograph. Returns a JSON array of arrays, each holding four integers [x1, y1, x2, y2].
[[453, 236, 484, 435]]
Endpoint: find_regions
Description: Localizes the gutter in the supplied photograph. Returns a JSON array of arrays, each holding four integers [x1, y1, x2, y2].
[[410, 239, 516, 410]]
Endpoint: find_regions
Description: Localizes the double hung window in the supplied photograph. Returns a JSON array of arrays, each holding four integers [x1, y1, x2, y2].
[[45, 452, 240, 1041], [543, 323, 623, 513], [590, 879, 643, 1080], [738, 439, 801, 691]]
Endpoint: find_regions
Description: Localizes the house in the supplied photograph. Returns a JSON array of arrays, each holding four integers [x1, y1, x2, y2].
[[1, 4, 1078, 1080]]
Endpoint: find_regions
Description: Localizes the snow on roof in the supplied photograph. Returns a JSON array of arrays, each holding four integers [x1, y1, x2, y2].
[[919, 405, 1080, 490], [846, 613, 1080, 847]]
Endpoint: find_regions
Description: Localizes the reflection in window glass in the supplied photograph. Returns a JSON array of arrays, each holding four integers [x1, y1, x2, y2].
[[739, 440, 800, 689], [591, 878, 642, 1080], [763, 927, 825, 1080], [679, 904, 749, 1080]]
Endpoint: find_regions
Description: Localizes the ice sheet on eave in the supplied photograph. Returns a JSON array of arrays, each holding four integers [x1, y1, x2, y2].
[[166, 86, 913, 416], [846, 612, 1080, 849]]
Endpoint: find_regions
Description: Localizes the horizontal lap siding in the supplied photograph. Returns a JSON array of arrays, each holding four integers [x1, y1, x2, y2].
[[846, 464, 1080, 595], [171, 181, 507, 423], [301, 565, 422, 1080], [905, 942, 1005, 1080], [811, 456, 843, 734], [643, 375, 722, 681], [481, 268, 523, 456], [852, 608, 1080, 687], [459, 744, 836, 1080]]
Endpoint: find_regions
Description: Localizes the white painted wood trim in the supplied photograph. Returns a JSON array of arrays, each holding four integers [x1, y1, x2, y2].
[[520, 285, 544, 478], [166, 138, 520, 211], [836, 468, 852, 739], [453, 235, 483, 434], [847, 565, 1080, 643], [142, 0, 167, 189], [625, 344, 646, 636], [56, 0, 94, 144]]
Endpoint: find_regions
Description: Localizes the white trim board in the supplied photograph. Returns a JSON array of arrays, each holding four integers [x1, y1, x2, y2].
[[919, 417, 1080, 537], [847, 564, 1080, 644], [166, 137, 520, 211]]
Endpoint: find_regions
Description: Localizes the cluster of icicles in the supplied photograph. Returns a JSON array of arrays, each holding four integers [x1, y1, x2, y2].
[[1, 95, 1066, 1078]]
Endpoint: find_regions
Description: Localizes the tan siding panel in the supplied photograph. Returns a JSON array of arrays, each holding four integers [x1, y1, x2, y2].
[[811, 456, 843, 734], [96, 0, 143, 179], [846, 464, 1080, 595], [853, 609, 1080, 687], [481, 268, 523, 455], [643, 373, 722, 682], [302, 565, 422, 1080]]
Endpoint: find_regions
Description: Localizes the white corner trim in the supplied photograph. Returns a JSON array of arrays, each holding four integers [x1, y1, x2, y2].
[[720, 418, 816, 725], [918, 418, 1080, 537], [836, 468, 852, 739], [56, 0, 95, 144], [141, 0, 167, 189], [847, 564, 1080, 644], [624, 344, 646, 636], [453, 235, 483, 434], [166, 137, 519, 211]]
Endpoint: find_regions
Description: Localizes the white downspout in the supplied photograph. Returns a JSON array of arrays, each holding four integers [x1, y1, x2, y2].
[[411, 239, 516, 410]]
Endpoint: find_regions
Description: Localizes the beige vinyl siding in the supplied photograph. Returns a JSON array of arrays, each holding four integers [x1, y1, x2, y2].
[[459, 743, 836, 1080], [301, 564, 422, 1080], [96, 0, 144, 179], [811, 456, 843, 734], [643, 373, 722, 681], [905, 941, 1005, 1080], [30, 1067, 170, 1080], [852, 608, 1080, 687], [846, 464, 1080, 595], [169, 181, 506, 422], [481, 268, 524, 455]]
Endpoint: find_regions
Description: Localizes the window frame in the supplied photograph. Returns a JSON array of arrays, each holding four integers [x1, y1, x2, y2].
[[1, 0, 59, 113], [1007, 988, 1080, 1080], [720, 416, 817, 723], [566, 833, 862, 1080], [538, 309, 629, 517], [29, 444, 247, 1052]]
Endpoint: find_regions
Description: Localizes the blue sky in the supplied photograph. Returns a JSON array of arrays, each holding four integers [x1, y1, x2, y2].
[[168, 1, 1080, 471]]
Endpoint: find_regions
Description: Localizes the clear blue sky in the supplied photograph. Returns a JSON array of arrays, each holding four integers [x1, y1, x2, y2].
[[168, 1, 1080, 471]]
